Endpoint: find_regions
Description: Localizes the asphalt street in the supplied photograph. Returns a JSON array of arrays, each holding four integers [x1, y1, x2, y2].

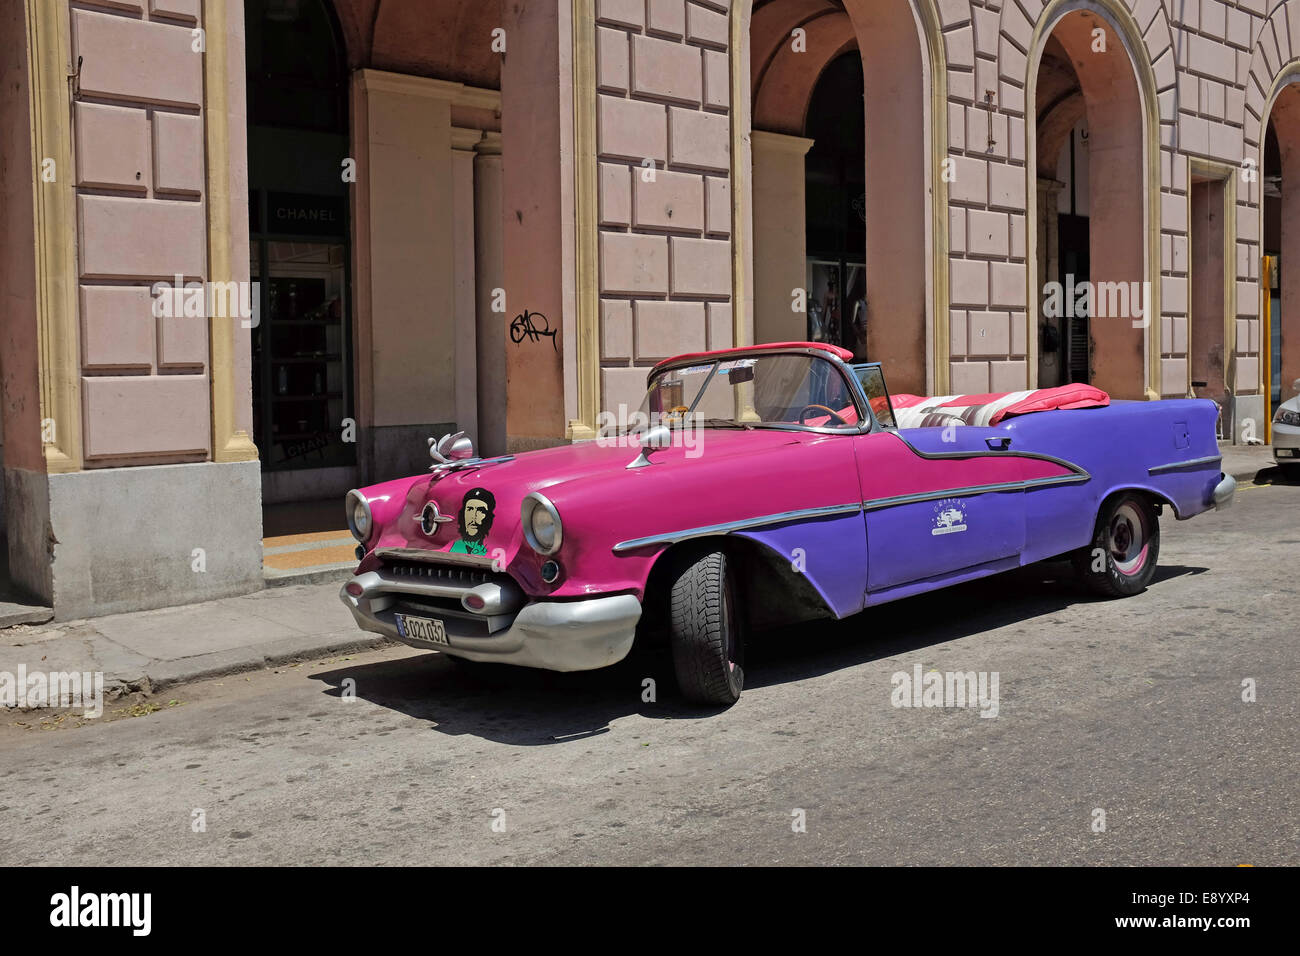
[[2, 479, 1297, 865]]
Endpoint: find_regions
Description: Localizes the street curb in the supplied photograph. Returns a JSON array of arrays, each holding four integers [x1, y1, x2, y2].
[[109, 632, 395, 698], [263, 564, 355, 589], [0, 604, 54, 629]]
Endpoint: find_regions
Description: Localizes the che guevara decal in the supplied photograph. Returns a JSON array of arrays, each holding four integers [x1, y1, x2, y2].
[[446, 487, 495, 555]]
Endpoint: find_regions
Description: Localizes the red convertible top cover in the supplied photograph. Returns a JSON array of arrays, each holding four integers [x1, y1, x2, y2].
[[890, 384, 1110, 428], [653, 340, 854, 372]]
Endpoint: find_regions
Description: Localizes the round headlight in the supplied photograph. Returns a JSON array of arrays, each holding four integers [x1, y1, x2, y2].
[[531, 507, 557, 551], [522, 493, 563, 555], [346, 490, 372, 543]]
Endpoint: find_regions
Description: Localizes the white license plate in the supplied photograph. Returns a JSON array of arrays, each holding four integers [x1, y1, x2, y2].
[[396, 613, 448, 645], [1277, 448, 1296, 458]]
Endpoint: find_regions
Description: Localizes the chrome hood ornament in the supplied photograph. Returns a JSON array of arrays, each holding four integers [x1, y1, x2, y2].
[[428, 431, 514, 474]]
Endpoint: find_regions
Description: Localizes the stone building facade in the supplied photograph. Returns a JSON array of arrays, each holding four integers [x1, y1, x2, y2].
[[0, 0, 1294, 618]]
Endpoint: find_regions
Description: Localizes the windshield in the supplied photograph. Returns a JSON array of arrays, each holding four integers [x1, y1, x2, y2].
[[638, 353, 861, 430]]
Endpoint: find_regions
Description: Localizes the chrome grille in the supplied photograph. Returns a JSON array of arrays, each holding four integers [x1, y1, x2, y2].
[[379, 560, 493, 589]]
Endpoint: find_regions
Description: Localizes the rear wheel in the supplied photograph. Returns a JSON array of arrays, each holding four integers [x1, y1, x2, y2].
[[668, 550, 744, 706], [1073, 493, 1160, 597]]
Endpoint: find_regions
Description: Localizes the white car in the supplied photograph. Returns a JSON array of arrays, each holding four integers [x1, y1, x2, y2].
[[1273, 381, 1300, 477]]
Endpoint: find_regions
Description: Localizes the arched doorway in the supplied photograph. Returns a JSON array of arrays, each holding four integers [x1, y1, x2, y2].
[[745, 0, 939, 395], [1263, 82, 1300, 414], [1029, 6, 1154, 400]]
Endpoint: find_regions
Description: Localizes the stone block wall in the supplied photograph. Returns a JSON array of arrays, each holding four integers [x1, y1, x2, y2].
[[594, 0, 734, 417], [602, 0, 1300, 425]]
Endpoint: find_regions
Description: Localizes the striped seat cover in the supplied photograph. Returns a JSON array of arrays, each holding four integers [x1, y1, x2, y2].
[[890, 384, 1110, 429]]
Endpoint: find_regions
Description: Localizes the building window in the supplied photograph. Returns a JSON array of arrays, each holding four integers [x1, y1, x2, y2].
[[251, 237, 351, 470]]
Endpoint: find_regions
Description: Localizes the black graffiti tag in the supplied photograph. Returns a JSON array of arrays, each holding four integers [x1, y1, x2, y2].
[[510, 310, 558, 351]]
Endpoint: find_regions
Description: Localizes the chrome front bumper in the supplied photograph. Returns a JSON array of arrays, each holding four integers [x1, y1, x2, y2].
[[1212, 472, 1236, 510], [1273, 421, 1300, 463], [339, 569, 641, 672]]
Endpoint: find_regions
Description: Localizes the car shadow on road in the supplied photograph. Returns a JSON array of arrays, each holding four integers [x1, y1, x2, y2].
[[742, 561, 1207, 693], [1249, 464, 1299, 486], [307, 561, 1208, 744], [308, 644, 683, 744]]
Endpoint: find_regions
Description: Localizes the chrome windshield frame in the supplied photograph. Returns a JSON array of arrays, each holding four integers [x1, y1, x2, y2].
[[641, 346, 879, 436]]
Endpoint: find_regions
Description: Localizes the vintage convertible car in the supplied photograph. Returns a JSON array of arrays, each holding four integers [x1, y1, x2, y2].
[[340, 341, 1234, 705]]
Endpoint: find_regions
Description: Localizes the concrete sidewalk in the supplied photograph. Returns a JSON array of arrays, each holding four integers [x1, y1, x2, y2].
[[0, 443, 1286, 704], [0, 580, 388, 700]]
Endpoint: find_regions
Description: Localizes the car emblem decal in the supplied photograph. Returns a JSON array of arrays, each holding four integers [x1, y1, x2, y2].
[[931, 498, 968, 536], [419, 501, 454, 536]]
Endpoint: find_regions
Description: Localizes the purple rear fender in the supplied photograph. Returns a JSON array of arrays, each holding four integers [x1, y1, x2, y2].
[[1002, 399, 1222, 563]]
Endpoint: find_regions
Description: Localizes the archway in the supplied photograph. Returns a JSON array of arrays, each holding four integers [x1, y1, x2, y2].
[[745, 0, 937, 395], [1028, 6, 1153, 400], [1263, 82, 1300, 413]]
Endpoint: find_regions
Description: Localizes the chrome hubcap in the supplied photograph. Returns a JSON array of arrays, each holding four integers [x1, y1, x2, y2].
[[1108, 502, 1149, 576]]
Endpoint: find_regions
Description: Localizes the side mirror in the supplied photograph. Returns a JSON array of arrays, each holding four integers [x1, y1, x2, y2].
[[627, 424, 673, 469]]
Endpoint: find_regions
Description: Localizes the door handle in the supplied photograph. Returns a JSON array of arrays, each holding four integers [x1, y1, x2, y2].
[[985, 437, 1012, 450]]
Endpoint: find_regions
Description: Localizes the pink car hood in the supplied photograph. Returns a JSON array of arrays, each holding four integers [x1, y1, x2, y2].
[[354, 428, 856, 599]]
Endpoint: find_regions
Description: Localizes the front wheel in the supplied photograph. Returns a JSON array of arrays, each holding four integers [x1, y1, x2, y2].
[[668, 551, 745, 706], [1072, 493, 1160, 597]]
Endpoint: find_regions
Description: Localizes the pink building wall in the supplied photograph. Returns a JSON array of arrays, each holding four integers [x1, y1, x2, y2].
[[70, 0, 214, 464]]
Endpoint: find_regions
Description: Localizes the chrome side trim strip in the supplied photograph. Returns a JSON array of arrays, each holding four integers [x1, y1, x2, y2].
[[611, 472, 1090, 553], [859, 474, 1088, 512], [1147, 454, 1223, 474], [612, 502, 863, 553], [885, 430, 1092, 478], [861, 482, 1022, 512]]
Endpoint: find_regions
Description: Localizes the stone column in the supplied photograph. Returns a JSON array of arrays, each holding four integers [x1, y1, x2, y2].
[[474, 133, 507, 458], [501, 0, 572, 450]]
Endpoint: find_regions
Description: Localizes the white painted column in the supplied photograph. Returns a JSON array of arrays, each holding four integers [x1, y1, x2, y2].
[[452, 128, 480, 446], [353, 71, 458, 477], [474, 133, 506, 458], [750, 130, 814, 346]]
